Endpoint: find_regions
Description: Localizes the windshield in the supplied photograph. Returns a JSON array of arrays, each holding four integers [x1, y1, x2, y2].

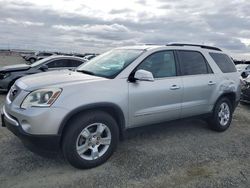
[[76, 49, 144, 78]]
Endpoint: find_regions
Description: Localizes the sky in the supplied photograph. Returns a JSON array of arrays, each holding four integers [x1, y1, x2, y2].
[[0, 0, 250, 59]]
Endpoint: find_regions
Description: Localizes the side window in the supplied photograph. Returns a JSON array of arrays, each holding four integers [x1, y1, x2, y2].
[[178, 51, 209, 76], [209, 53, 237, 73], [46, 59, 70, 68], [70, 60, 84, 67], [137, 51, 177, 78]]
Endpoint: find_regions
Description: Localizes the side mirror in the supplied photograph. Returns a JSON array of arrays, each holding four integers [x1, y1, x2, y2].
[[134, 69, 154, 82], [40, 65, 48, 71]]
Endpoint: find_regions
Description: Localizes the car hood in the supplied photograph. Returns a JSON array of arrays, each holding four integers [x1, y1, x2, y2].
[[16, 70, 106, 91], [0, 64, 30, 72]]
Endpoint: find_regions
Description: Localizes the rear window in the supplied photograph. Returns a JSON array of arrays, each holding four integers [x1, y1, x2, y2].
[[209, 53, 236, 73]]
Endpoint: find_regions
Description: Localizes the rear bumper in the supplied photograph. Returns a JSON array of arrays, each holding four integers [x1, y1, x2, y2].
[[1, 106, 61, 153]]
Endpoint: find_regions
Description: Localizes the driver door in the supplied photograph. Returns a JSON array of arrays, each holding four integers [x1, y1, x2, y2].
[[128, 50, 183, 128]]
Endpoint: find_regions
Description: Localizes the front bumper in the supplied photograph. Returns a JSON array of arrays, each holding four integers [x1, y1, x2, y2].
[[1, 106, 61, 152]]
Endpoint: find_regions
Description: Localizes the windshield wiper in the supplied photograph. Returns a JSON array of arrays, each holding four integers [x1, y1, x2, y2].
[[76, 70, 96, 76]]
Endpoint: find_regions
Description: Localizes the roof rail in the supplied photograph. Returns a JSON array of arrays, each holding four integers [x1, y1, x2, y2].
[[144, 43, 162, 45], [166, 43, 222, 51]]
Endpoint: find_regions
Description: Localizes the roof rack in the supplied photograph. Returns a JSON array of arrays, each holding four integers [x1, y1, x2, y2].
[[166, 43, 222, 51], [144, 43, 162, 45]]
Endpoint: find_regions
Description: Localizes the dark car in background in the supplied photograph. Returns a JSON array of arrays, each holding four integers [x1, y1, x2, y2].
[[0, 56, 86, 92], [241, 77, 250, 104]]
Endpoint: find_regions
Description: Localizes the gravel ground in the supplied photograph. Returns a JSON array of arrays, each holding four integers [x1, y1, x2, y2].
[[0, 55, 249, 188]]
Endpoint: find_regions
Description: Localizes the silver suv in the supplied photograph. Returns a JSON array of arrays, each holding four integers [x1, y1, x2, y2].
[[1, 44, 240, 169]]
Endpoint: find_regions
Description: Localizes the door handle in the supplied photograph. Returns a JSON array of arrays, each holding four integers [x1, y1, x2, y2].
[[170, 85, 180, 90], [208, 81, 216, 86]]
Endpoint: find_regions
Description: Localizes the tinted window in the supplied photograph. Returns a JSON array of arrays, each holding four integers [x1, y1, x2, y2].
[[43, 53, 53, 56], [137, 51, 176, 78], [178, 51, 209, 75], [210, 53, 236, 73], [38, 53, 50, 56], [47, 59, 70, 68], [70, 60, 84, 67]]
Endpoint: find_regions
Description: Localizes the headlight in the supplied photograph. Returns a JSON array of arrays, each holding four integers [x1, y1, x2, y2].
[[0, 72, 10, 80], [21, 88, 62, 109]]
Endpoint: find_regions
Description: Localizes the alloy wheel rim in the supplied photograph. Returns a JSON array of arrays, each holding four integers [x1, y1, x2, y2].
[[76, 123, 111, 161], [218, 102, 230, 126]]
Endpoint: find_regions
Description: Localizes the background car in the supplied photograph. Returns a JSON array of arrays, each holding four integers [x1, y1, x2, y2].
[[24, 52, 55, 64], [0, 56, 86, 92], [236, 64, 250, 78], [82, 54, 98, 61], [241, 77, 250, 104], [20, 52, 35, 60]]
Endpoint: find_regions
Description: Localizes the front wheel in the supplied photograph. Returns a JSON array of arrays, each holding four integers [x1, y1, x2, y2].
[[62, 111, 119, 169], [209, 97, 233, 132], [29, 58, 36, 64]]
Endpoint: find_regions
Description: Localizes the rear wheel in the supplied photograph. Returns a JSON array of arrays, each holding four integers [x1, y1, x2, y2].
[[62, 111, 119, 169], [209, 97, 233, 132], [29, 58, 36, 64]]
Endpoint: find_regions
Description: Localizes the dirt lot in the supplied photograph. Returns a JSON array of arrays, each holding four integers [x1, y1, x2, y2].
[[0, 55, 249, 188]]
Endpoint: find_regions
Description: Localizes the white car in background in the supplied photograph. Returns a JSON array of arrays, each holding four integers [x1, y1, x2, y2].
[[236, 64, 250, 78]]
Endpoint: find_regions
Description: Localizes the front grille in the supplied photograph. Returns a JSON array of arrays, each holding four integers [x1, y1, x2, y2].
[[8, 85, 21, 102]]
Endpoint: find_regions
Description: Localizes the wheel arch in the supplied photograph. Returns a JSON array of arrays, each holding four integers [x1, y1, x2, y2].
[[214, 92, 237, 111], [58, 102, 126, 141], [8, 76, 22, 90]]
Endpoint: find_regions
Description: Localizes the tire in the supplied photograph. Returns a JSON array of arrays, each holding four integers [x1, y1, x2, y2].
[[62, 111, 119, 169], [209, 97, 233, 132], [29, 58, 36, 64]]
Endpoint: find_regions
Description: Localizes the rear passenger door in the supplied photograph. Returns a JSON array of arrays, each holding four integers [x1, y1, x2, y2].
[[177, 50, 217, 117]]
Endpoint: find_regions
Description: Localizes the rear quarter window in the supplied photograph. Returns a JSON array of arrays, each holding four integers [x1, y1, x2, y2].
[[209, 53, 236, 73]]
